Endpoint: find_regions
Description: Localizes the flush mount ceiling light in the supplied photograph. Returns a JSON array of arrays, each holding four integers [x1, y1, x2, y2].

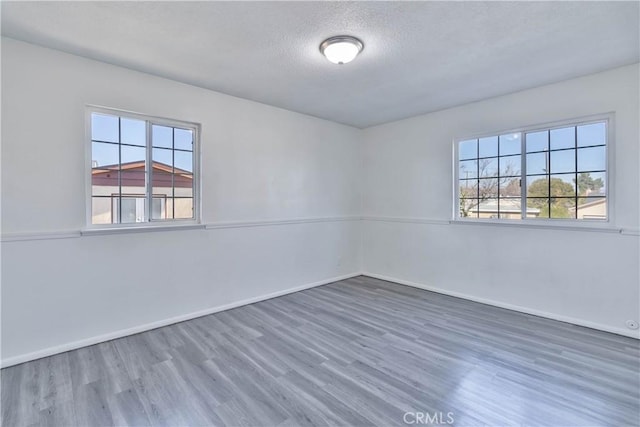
[[319, 36, 364, 65]]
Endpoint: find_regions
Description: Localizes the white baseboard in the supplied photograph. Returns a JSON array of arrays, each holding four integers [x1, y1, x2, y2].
[[0, 272, 363, 368], [362, 272, 640, 340]]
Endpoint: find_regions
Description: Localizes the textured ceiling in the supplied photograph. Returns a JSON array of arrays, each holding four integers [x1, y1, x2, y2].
[[2, 1, 639, 128]]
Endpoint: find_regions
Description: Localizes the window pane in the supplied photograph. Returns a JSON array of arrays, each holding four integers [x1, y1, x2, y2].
[[91, 113, 119, 143], [478, 178, 499, 199], [173, 198, 194, 219], [499, 177, 521, 198], [117, 197, 146, 223], [120, 171, 146, 195], [576, 197, 607, 220], [174, 151, 193, 173], [175, 182, 193, 198], [165, 198, 175, 220], [152, 171, 174, 190], [498, 198, 522, 219], [459, 159, 477, 179], [152, 125, 173, 148], [459, 180, 478, 199], [151, 171, 174, 220], [92, 196, 113, 224], [527, 198, 548, 219], [526, 131, 548, 152], [479, 136, 498, 158], [550, 127, 575, 150], [460, 199, 479, 218], [576, 171, 605, 197], [527, 176, 549, 198], [175, 128, 193, 151], [121, 118, 146, 146], [550, 197, 576, 219], [175, 173, 194, 197], [92, 168, 119, 188], [479, 157, 498, 178], [499, 155, 521, 177], [577, 122, 605, 147], [477, 198, 499, 219], [499, 133, 520, 156], [92, 156, 119, 224], [577, 146, 606, 172], [120, 198, 136, 223], [550, 149, 575, 174], [121, 145, 145, 165], [549, 174, 576, 197], [92, 142, 119, 169], [151, 197, 167, 220], [152, 148, 173, 170], [526, 152, 549, 175], [459, 139, 477, 160]]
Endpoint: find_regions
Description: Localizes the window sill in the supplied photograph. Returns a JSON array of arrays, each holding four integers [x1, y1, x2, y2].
[[81, 223, 205, 236], [450, 219, 622, 233]]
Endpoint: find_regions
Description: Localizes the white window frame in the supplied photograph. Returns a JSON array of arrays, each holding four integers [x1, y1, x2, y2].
[[85, 105, 202, 230], [452, 113, 615, 228]]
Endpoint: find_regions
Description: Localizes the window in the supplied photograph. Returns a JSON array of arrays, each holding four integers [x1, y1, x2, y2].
[[455, 116, 609, 222], [89, 108, 199, 226]]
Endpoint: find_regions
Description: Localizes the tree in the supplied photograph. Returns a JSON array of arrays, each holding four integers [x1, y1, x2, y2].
[[574, 172, 603, 196], [458, 159, 519, 217], [527, 177, 575, 218], [500, 178, 520, 197]]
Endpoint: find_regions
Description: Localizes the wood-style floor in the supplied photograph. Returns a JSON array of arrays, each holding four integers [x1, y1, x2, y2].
[[2, 276, 639, 426]]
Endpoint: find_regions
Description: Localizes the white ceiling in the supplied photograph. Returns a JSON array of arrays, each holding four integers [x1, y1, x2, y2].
[[2, 1, 639, 128]]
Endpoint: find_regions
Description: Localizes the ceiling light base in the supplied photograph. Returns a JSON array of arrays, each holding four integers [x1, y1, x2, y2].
[[320, 36, 364, 65]]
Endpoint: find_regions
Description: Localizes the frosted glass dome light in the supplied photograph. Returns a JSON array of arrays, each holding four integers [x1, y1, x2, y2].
[[320, 36, 364, 65]]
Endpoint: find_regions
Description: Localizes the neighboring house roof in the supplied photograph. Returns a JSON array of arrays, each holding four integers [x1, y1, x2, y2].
[[469, 198, 540, 214], [92, 161, 193, 188], [92, 160, 192, 176], [568, 197, 606, 212]]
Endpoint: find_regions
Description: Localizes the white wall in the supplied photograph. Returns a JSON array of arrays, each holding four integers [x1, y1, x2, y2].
[[2, 38, 638, 367], [0, 38, 363, 365], [362, 64, 640, 338]]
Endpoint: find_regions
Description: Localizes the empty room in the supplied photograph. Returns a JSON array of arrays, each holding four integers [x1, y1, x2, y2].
[[1, 1, 639, 426]]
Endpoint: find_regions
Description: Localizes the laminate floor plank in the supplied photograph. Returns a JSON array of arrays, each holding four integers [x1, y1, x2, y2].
[[34, 353, 72, 412], [106, 388, 151, 427], [72, 380, 114, 427], [38, 400, 76, 427], [2, 276, 638, 426]]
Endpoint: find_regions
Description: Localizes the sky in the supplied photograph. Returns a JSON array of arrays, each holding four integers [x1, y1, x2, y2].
[[91, 113, 194, 173]]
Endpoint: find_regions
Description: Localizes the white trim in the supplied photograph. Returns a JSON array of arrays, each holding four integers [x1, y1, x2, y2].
[[81, 223, 206, 236], [87, 105, 201, 133], [205, 215, 360, 229], [449, 219, 621, 233], [0, 272, 363, 368], [361, 216, 449, 226], [4, 216, 635, 242], [361, 215, 626, 233], [1, 216, 362, 242], [84, 107, 93, 227], [362, 273, 640, 340], [0, 230, 82, 242]]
